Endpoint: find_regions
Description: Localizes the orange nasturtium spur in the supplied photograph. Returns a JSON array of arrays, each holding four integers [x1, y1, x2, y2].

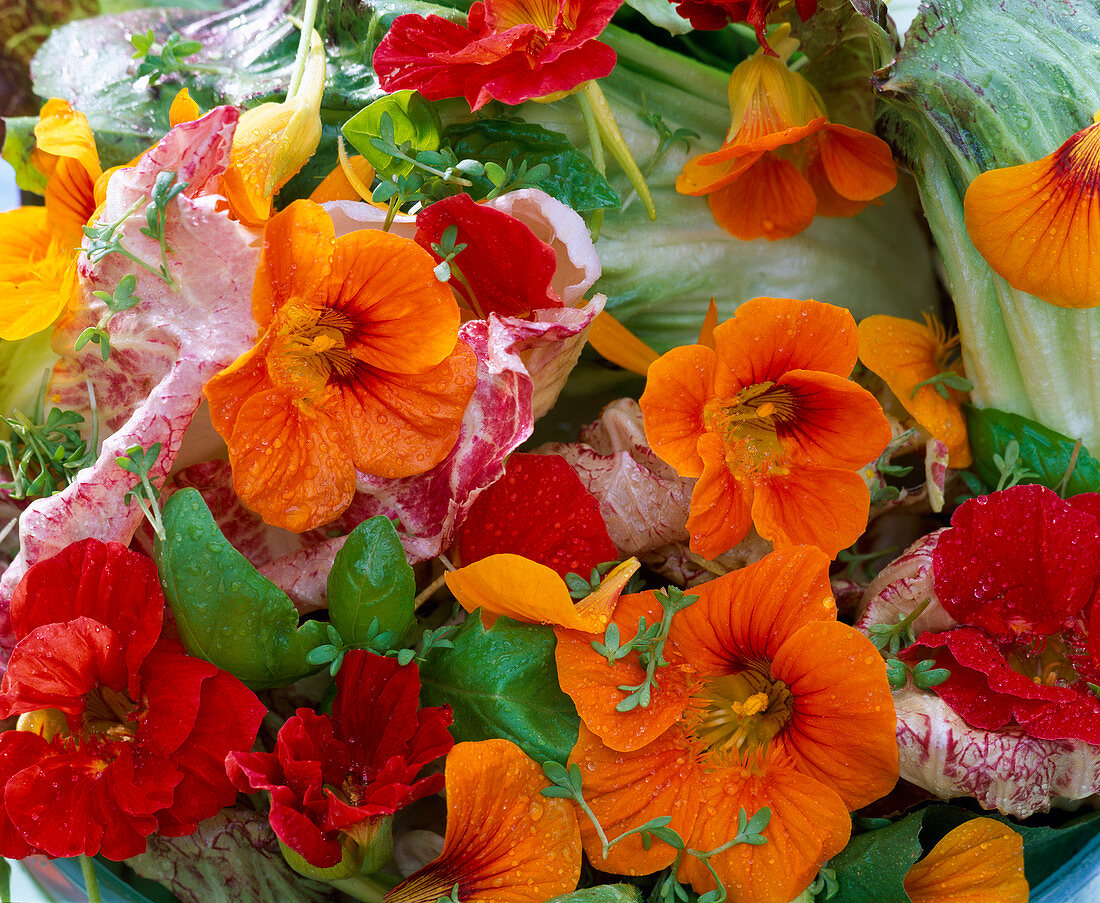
[[676, 34, 897, 242], [639, 296, 892, 560], [553, 546, 898, 903], [203, 200, 477, 532], [964, 109, 1100, 309]]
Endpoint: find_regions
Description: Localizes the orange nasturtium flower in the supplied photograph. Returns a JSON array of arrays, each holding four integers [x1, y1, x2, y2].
[[554, 547, 898, 903], [964, 110, 1100, 309], [640, 297, 892, 560], [904, 818, 1027, 903], [676, 36, 896, 242], [857, 314, 972, 468], [0, 99, 102, 340], [203, 200, 477, 532], [385, 739, 582, 903]]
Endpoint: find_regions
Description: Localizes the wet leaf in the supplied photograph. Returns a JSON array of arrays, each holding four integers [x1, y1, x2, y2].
[[418, 610, 580, 764], [155, 488, 325, 689]]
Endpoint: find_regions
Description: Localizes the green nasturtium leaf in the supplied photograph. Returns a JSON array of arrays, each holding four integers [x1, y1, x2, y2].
[[418, 611, 580, 765], [342, 89, 442, 177], [443, 119, 621, 213], [966, 405, 1100, 496], [827, 809, 928, 903], [0, 117, 47, 193], [548, 887, 642, 903], [994, 809, 1100, 887], [327, 515, 416, 647], [155, 488, 325, 689]]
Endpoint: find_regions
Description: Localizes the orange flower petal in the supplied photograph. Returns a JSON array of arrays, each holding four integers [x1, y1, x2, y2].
[[227, 388, 355, 532], [678, 764, 850, 903], [587, 311, 660, 376], [712, 297, 859, 393], [706, 155, 817, 242], [0, 208, 51, 270], [697, 298, 719, 350], [204, 333, 276, 440], [568, 723, 700, 877], [309, 156, 377, 203], [677, 149, 764, 197], [964, 121, 1100, 309], [903, 818, 1028, 903], [0, 251, 76, 341], [802, 154, 869, 218], [776, 369, 892, 469], [387, 739, 581, 903], [33, 99, 101, 183], [639, 344, 716, 478], [668, 546, 835, 670], [770, 620, 898, 809], [329, 229, 462, 375], [686, 433, 753, 560], [251, 200, 335, 326], [858, 315, 972, 467], [752, 467, 870, 558], [334, 339, 477, 479], [44, 156, 97, 249], [446, 555, 638, 632], [814, 124, 897, 203], [555, 592, 694, 753], [168, 88, 202, 127]]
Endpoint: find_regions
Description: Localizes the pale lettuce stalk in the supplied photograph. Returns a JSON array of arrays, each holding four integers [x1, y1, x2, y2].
[[872, 0, 1100, 448]]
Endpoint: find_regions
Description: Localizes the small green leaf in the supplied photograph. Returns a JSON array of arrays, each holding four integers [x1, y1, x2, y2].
[[342, 91, 442, 178], [155, 488, 325, 689], [546, 887, 642, 903], [327, 516, 415, 648], [419, 611, 580, 764], [827, 810, 928, 903], [966, 406, 1100, 496]]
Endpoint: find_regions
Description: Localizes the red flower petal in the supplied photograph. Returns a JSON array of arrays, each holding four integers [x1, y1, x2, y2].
[[933, 485, 1100, 639], [907, 627, 1100, 744], [0, 732, 49, 858], [415, 194, 562, 319], [9, 539, 164, 680], [457, 452, 618, 577]]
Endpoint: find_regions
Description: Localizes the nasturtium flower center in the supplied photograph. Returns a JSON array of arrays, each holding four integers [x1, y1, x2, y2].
[[1003, 635, 1082, 689], [692, 666, 793, 765], [704, 381, 797, 466], [17, 685, 143, 748], [1055, 118, 1100, 188], [270, 304, 357, 396], [493, 0, 563, 33]]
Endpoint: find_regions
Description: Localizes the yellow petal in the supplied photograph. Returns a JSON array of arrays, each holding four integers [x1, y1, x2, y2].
[[904, 818, 1028, 903]]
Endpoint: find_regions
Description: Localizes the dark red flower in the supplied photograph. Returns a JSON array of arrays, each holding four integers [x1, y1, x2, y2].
[[415, 194, 562, 319], [0, 539, 266, 861], [372, 0, 622, 111], [671, 0, 817, 50], [226, 651, 453, 869], [456, 452, 618, 578], [902, 484, 1100, 744]]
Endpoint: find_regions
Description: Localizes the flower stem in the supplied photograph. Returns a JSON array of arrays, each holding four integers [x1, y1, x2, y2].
[[582, 80, 657, 221], [576, 88, 606, 240], [330, 875, 388, 903], [79, 855, 102, 903], [287, 0, 321, 99]]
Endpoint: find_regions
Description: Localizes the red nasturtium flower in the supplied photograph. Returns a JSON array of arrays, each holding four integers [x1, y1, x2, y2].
[[676, 41, 896, 241], [964, 110, 1100, 308], [227, 651, 453, 872], [902, 484, 1100, 742], [372, 0, 622, 111], [203, 199, 477, 532], [415, 194, 564, 320], [0, 539, 265, 860], [554, 547, 898, 903], [386, 739, 582, 903], [640, 297, 892, 560], [671, 0, 817, 51]]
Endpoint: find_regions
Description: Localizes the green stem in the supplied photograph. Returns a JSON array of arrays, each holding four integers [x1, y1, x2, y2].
[[286, 0, 321, 99], [79, 855, 102, 903], [576, 89, 606, 239], [329, 875, 388, 903], [583, 80, 657, 221], [382, 196, 400, 232]]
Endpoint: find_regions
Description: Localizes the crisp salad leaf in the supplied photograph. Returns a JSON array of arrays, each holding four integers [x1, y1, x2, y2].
[[548, 888, 643, 903], [155, 488, 325, 689], [418, 610, 581, 765], [827, 810, 929, 903], [327, 515, 416, 646]]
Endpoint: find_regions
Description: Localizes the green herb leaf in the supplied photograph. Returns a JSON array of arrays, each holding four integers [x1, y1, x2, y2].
[[966, 405, 1100, 496], [546, 886, 642, 903], [444, 119, 621, 213], [155, 488, 325, 689], [419, 610, 580, 764], [327, 516, 415, 649]]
